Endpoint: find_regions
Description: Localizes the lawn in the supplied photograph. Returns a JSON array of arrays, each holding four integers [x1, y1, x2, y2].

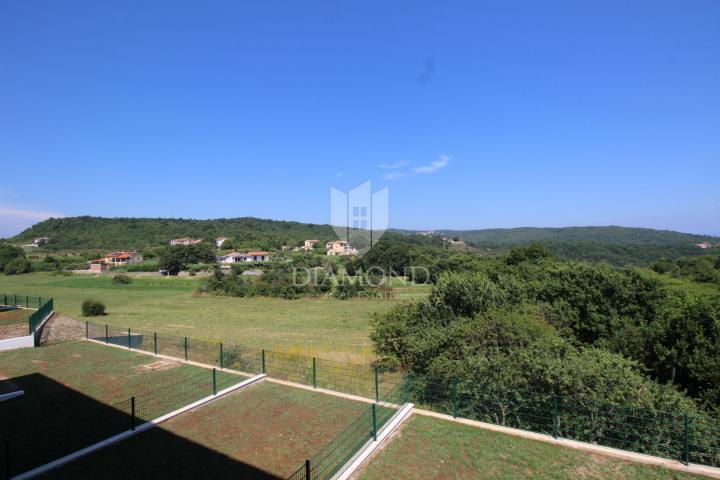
[[0, 341, 242, 476], [45, 381, 372, 480], [359, 415, 707, 480], [0, 272, 423, 363]]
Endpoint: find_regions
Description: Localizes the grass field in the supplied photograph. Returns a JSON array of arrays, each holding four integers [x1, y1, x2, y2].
[[0, 273, 422, 363], [359, 415, 707, 480], [0, 341, 241, 476], [45, 381, 372, 479]]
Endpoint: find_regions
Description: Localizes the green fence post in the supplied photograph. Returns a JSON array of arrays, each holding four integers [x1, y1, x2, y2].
[[128, 328, 132, 349], [184, 337, 188, 361], [38, 297, 41, 308], [261, 349, 266, 374], [312, 357, 317, 388], [105, 324, 109, 343], [683, 414, 690, 465], [131, 397, 136, 431], [13, 294, 17, 306], [219, 343, 224, 369], [85, 321, 89, 339], [451, 379, 458, 418], [374, 366, 379, 402], [26, 296, 28, 308], [213, 368, 217, 395], [153, 332, 157, 355], [372, 403, 378, 441], [304, 459, 311, 480], [552, 394, 559, 439]]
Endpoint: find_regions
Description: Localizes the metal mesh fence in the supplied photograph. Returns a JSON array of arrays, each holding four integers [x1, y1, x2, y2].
[[0, 293, 53, 340], [0, 293, 45, 310], [82, 321, 720, 469], [403, 376, 720, 467], [287, 384, 407, 480], [1, 364, 242, 478]]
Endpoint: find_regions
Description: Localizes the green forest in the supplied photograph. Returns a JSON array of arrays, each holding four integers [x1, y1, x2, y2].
[[372, 245, 720, 419]]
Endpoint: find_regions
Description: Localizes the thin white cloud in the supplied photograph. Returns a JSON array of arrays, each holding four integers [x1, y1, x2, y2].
[[380, 160, 410, 169], [383, 171, 409, 180], [0, 206, 66, 221], [383, 155, 450, 180], [412, 155, 449, 174]]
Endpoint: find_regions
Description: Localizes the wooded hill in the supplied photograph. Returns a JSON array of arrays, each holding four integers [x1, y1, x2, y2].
[[436, 226, 719, 246], [11, 216, 338, 251], [10, 217, 718, 266]]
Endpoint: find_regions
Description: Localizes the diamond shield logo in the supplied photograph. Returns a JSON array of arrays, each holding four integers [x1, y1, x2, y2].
[[330, 181, 389, 258]]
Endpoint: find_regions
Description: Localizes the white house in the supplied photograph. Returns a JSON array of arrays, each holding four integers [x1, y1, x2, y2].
[[245, 251, 270, 262], [218, 251, 270, 263], [216, 237, 228, 247], [696, 242, 713, 249]]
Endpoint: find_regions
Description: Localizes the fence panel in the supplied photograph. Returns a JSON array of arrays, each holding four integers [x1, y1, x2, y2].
[[221, 343, 262, 374], [155, 332, 187, 360], [186, 337, 221, 366], [264, 350, 313, 386]]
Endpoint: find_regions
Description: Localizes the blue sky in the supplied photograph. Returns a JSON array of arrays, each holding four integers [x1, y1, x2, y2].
[[1, 0, 719, 237]]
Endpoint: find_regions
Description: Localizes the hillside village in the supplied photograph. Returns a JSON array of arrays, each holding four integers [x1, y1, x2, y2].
[[66, 235, 363, 275]]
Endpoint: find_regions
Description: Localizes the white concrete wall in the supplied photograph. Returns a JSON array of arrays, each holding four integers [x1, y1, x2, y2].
[[0, 334, 34, 351]]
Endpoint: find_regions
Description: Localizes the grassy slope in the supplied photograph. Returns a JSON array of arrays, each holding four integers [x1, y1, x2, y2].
[[360, 415, 705, 480], [46, 382, 370, 479], [0, 273, 408, 363]]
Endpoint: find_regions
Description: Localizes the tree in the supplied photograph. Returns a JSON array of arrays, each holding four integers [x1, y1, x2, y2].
[[158, 243, 217, 275], [0, 244, 26, 272], [3, 257, 32, 275]]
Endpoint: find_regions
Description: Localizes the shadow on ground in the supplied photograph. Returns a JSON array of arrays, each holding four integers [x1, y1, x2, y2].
[[1, 373, 280, 480]]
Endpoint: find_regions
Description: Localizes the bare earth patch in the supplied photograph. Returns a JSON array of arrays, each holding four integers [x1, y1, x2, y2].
[[138, 360, 182, 372], [38, 314, 84, 344], [0, 323, 27, 340]]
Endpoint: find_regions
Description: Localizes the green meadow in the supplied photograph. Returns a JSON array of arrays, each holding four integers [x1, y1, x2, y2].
[[0, 273, 422, 363]]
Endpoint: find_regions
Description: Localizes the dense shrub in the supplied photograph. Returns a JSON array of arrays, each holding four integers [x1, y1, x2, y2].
[[372, 249, 720, 413], [81, 299, 106, 316], [3, 257, 33, 275], [112, 274, 132, 285]]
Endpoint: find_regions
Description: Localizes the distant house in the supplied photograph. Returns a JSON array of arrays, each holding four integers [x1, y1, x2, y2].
[[215, 237, 228, 247], [245, 251, 270, 262], [219, 251, 270, 263], [92, 251, 144, 266], [25, 237, 50, 248], [302, 239, 319, 250], [170, 237, 202, 246], [326, 240, 357, 256], [218, 252, 245, 263], [696, 242, 713, 249]]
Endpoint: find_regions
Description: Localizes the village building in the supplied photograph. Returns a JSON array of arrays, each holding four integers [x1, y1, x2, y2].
[[326, 240, 358, 256], [24, 237, 50, 248], [90, 251, 144, 269], [215, 237, 228, 247], [696, 242, 713, 249], [218, 251, 270, 263]]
